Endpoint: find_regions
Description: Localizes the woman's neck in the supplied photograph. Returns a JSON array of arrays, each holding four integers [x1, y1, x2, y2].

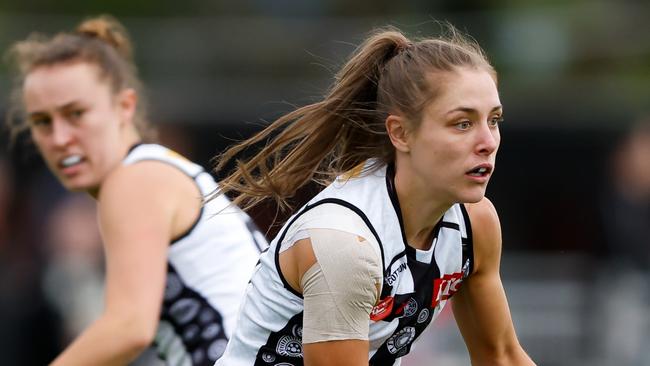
[[393, 163, 452, 250], [88, 129, 142, 200]]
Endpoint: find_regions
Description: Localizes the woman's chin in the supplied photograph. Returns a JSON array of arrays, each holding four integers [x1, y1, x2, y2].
[[457, 189, 487, 204], [59, 177, 97, 194]]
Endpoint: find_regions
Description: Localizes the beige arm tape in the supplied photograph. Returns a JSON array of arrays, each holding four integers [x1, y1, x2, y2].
[[300, 228, 383, 344]]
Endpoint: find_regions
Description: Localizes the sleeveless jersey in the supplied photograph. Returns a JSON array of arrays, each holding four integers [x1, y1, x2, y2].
[[123, 144, 266, 366], [216, 163, 473, 366]]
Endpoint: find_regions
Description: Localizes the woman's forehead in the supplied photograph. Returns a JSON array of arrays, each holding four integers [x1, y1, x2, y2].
[[424, 69, 501, 116], [23, 62, 110, 111]]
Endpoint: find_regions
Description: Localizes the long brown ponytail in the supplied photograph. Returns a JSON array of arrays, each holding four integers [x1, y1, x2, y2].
[[213, 24, 495, 212]]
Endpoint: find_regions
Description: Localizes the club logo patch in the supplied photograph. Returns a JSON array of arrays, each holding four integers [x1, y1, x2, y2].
[[169, 298, 201, 325], [386, 326, 416, 354], [164, 273, 183, 301], [417, 308, 430, 324], [403, 298, 418, 317], [201, 323, 221, 339], [192, 349, 205, 364], [182, 324, 200, 342], [292, 324, 302, 338], [261, 352, 276, 363], [276, 335, 303, 357]]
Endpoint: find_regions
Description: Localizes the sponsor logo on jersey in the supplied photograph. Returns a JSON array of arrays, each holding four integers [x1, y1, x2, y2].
[[431, 272, 463, 308], [370, 296, 394, 321], [385, 262, 408, 286]]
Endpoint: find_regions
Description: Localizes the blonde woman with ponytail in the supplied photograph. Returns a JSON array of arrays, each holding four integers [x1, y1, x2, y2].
[[214, 25, 535, 365], [6, 15, 266, 365]]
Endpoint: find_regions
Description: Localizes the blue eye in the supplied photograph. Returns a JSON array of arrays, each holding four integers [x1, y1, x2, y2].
[[489, 116, 503, 127], [456, 121, 471, 130]]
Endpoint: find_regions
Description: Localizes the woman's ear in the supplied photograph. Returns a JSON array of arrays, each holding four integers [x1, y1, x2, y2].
[[386, 114, 411, 153], [117, 88, 137, 126]]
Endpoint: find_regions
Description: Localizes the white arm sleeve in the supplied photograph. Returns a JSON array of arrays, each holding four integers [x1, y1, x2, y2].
[[300, 228, 383, 344]]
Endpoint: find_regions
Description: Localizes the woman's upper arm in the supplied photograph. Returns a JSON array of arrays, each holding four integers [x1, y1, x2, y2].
[[280, 222, 382, 365], [301, 229, 381, 366], [97, 162, 191, 338], [452, 197, 535, 365]]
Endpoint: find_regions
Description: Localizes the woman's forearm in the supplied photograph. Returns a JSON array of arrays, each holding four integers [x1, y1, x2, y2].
[[50, 313, 153, 366]]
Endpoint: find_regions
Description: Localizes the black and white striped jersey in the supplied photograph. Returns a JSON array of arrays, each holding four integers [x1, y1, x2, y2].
[[123, 144, 266, 366], [216, 162, 473, 366]]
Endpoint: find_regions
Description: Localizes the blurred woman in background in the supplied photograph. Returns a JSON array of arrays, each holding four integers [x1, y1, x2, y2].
[[5, 15, 265, 365], [213, 25, 535, 365]]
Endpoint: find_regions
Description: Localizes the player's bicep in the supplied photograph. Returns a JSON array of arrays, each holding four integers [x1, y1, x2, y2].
[[98, 165, 176, 320], [304, 339, 369, 366]]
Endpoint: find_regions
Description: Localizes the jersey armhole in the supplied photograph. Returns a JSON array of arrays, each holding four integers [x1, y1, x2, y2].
[[274, 198, 386, 299], [125, 157, 206, 245]]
